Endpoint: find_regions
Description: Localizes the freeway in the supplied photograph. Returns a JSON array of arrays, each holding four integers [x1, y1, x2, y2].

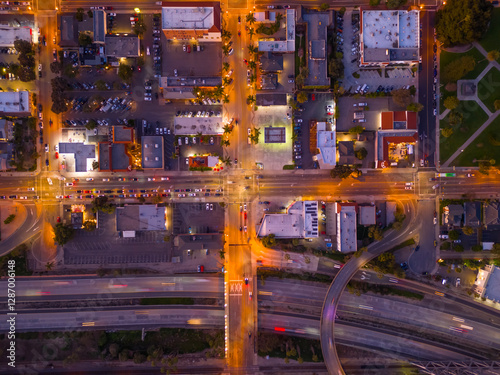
[[321, 199, 417, 375], [0, 305, 484, 364]]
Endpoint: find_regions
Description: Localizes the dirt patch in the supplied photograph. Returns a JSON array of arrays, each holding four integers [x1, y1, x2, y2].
[[445, 82, 457, 92]]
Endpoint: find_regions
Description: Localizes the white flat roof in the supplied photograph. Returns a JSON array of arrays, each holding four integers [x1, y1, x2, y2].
[[162, 7, 215, 30], [362, 10, 419, 49], [316, 122, 336, 167], [258, 201, 318, 238], [336, 204, 357, 253], [0, 26, 32, 47], [0, 91, 30, 113]]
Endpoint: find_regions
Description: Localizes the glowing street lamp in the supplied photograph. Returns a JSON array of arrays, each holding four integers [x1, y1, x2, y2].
[[134, 7, 141, 13]]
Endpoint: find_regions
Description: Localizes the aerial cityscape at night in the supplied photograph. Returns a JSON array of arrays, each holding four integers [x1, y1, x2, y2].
[[1, 0, 500, 374]]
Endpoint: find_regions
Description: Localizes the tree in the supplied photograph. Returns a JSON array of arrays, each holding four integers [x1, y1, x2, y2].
[[330, 165, 354, 179], [248, 28, 255, 39], [54, 223, 75, 245], [222, 62, 230, 72], [487, 50, 500, 61], [78, 32, 92, 47], [133, 19, 147, 37], [248, 44, 258, 55], [495, 100, 500, 111], [246, 13, 256, 25], [328, 58, 344, 80], [82, 220, 97, 231], [442, 55, 476, 82], [50, 61, 62, 74], [369, 0, 381, 5], [320, 3, 329, 11], [248, 60, 257, 69], [391, 88, 412, 107], [14, 40, 32, 55], [441, 127, 454, 137], [436, 0, 493, 47], [368, 225, 383, 241], [448, 229, 460, 241], [406, 102, 424, 112], [45, 261, 54, 271], [261, 234, 276, 248], [444, 96, 460, 110], [95, 79, 106, 91], [386, 0, 407, 8], [118, 64, 133, 82], [297, 91, 308, 103], [247, 95, 256, 105], [222, 44, 230, 56], [17, 67, 35, 82], [87, 10, 93, 18], [76, 8, 84, 22], [462, 226, 475, 236], [91, 196, 115, 214], [355, 147, 368, 160], [349, 125, 365, 135], [448, 110, 464, 126]]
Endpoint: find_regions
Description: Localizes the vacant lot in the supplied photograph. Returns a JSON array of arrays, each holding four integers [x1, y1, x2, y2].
[[451, 114, 500, 167], [440, 100, 488, 163], [477, 67, 500, 113]]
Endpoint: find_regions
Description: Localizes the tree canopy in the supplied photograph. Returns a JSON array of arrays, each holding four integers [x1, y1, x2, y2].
[[54, 223, 75, 245], [436, 0, 493, 47], [442, 55, 476, 83], [118, 64, 133, 82], [391, 88, 412, 108], [330, 165, 356, 179], [406, 102, 424, 112], [444, 96, 460, 110]]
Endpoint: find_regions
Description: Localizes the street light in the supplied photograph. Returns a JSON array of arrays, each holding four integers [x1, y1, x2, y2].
[[134, 7, 141, 13]]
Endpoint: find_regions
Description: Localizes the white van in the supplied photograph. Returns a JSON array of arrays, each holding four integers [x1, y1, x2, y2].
[[360, 84, 367, 93], [355, 85, 361, 93], [146, 47, 150, 55]]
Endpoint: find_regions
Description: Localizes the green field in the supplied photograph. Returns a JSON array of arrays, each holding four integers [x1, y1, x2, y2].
[[480, 8, 500, 54], [477, 67, 500, 113], [440, 101, 489, 163], [439, 47, 489, 85], [451, 114, 500, 167]]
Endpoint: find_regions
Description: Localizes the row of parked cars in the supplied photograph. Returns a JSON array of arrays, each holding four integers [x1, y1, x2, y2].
[[152, 16, 162, 78], [176, 110, 222, 117]]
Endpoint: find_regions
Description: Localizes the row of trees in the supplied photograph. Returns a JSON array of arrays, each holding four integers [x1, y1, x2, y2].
[[13, 40, 36, 82], [51, 76, 70, 114]]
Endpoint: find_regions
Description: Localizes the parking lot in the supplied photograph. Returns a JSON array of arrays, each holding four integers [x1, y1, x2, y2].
[[171, 202, 224, 235], [63, 210, 171, 266], [163, 39, 222, 77]]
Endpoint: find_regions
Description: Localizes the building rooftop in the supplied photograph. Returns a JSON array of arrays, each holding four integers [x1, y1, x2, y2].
[[484, 201, 500, 230], [359, 205, 376, 226], [381, 111, 417, 130], [260, 73, 278, 90], [113, 126, 134, 143], [316, 122, 336, 167], [60, 14, 78, 47], [93, 10, 106, 44], [58, 142, 96, 172], [475, 265, 500, 302], [303, 12, 330, 87], [0, 26, 32, 47], [258, 9, 295, 53], [255, 93, 288, 106], [260, 52, 284, 72], [465, 201, 481, 227], [0, 91, 30, 114], [162, 76, 223, 88], [142, 136, 164, 169], [161, 2, 221, 40], [337, 140, 356, 165], [174, 116, 223, 135], [257, 201, 318, 238], [105, 35, 140, 57], [264, 127, 286, 143], [336, 203, 357, 253], [116, 205, 166, 232]]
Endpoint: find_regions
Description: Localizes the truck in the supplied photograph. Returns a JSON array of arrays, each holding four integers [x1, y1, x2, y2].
[[435, 173, 456, 177]]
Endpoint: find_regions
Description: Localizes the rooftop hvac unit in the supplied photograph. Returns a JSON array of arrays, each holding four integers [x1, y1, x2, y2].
[[145, 157, 149, 161], [155, 157, 159, 161], [155, 144, 159, 148], [145, 144, 149, 148]]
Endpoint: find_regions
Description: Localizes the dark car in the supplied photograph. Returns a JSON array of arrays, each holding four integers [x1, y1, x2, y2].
[[400, 262, 409, 270], [415, 245, 420, 251], [38, 104, 42, 112], [45, 159, 49, 166], [433, 44, 437, 53]]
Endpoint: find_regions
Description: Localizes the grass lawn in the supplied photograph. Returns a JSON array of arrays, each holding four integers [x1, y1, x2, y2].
[[440, 47, 489, 85], [440, 101, 489, 163], [451, 114, 500, 167], [480, 8, 500, 54], [477, 67, 500, 113]]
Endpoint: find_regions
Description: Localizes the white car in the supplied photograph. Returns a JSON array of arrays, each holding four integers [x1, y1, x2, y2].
[[27, 187, 35, 191], [206, 203, 210, 210], [144, 97, 152, 101], [161, 177, 169, 181], [102, 178, 109, 182], [86, 178, 94, 181], [38, 64, 42, 71], [54, 145, 59, 152], [148, 178, 155, 181], [66, 183, 73, 187]]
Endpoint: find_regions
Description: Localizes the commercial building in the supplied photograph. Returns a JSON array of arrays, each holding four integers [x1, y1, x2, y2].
[[116, 205, 167, 232], [160, 76, 223, 99], [59, 14, 78, 47], [98, 126, 134, 172], [444, 204, 464, 227], [359, 205, 376, 226], [93, 10, 107, 44], [142, 136, 164, 169], [0, 91, 30, 115], [257, 201, 319, 238], [337, 141, 356, 165], [360, 9, 420, 67], [57, 143, 96, 172], [188, 155, 219, 169], [335, 203, 357, 253], [0, 26, 32, 47], [258, 9, 295, 53], [376, 111, 418, 168], [161, 2, 221, 42], [105, 35, 140, 58], [302, 12, 330, 86], [316, 122, 336, 168], [474, 265, 500, 302]]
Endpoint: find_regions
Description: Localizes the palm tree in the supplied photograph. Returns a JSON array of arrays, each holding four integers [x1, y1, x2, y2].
[[214, 85, 224, 98], [246, 13, 256, 25], [248, 60, 257, 69], [221, 139, 230, 147], [248, 27, 255, 39], [222, 44, 230, 56], [248, 45, 257, 55], [247, 95, 256, 105], [170, 152, 178, 159], [222, 62, 230, 72], [196, 131, 203, 138], [223, 124, 233, 134], [221, 29, 232, 41], [250, 74, 257, 84], [223, 94, 230, 104], [276, 13, 283, 23], [45, 262, 54, 271]]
